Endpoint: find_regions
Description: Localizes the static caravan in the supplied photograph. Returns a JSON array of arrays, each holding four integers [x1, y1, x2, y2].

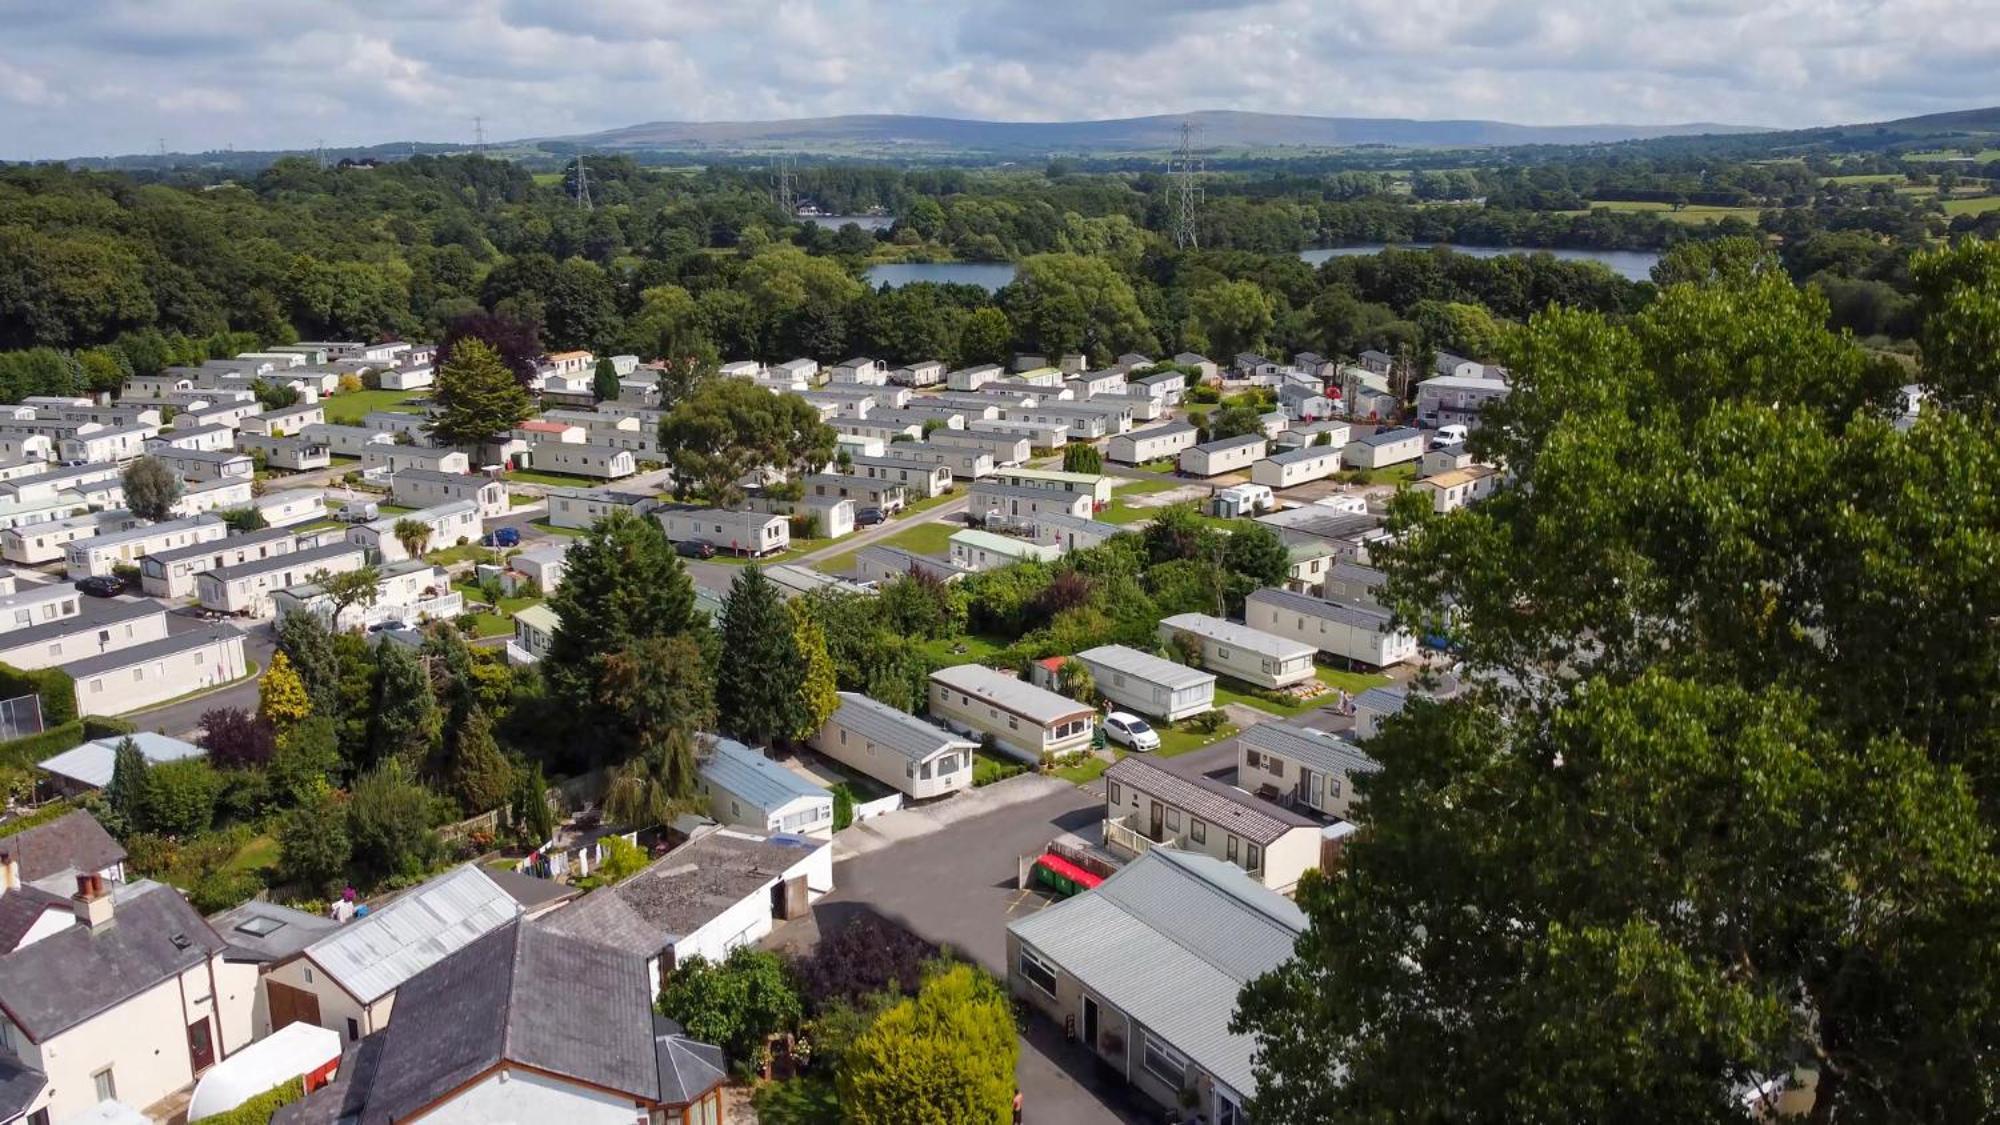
[[301, 423, 396, 458], [378, 365, 434, 391], [1130, 369, 1188, 403], [54, 403, 163, 429], [744, 492, 855, 540], [1101, 756, 1321, 895], [657, 507, 791, 557], [1180, 434, 1267, 477], [1243, 587, 1418, 669], [247, 489, 327, 529], [967, 481, 1093, 525], [1413, 465, 1500, 513], [0, 434, 53, 463], [197, 541, 367, 617], [1070, 644, 1216, 721], [65, 516, 227, 579], [235, 433, 333, 472], [892, 441, 994, 480], [348, 501, 482, 563], [799, 389, 877, 419], [390, 470, 508, 518], [830, 358, 887, 386], [58, 424, 157, 465], [850, 454, 955, 500], [273, 558, 460, 632], [241, 404, 326, 437], [0, 583, 80, 637], [991, 467, 1114, 506], [67, 627, 248, 716], [2, 463, 124, 505], [1107, 422, 1198, 465], [897, 399, 978, 425], [696, 737, 835, 839], [949, 528, 1061, 572], [521, 442, 636, 480], [0, 510, 145, 565], [178, 399, 264, 430], [1415, 372, 1511, 428], [923, 428, 1032, 467], [544, 485, 658, 530], [1237, 721, 1381, 823], [1251, 446, 1344, 489], [967, 417, 1070, 450], [1421, 445, 1475, 478], [852, 545, 973, 586], [997, 511, 1122, 554], [946, 364, 1004, 391], [927, 663, 1096, 763], [996, 404, 1111, 440], [804, 473, 905, 514], [832, 416, 921, 444], [1157, 613, 1316, 689], [141, 528, 296, 598], [359, 444, 470, 476], [1066, 369, 1129, 400], [0, 598, 170, 670], [1342, 427, 1426, 470], [891, 360, 946, 387], [814, 691, 977, 800]]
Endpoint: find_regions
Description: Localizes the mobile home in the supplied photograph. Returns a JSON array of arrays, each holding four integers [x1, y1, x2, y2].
[[65, 516, 227, 579], [1157, 613, 1316, 689], [67, 627, 249, 715], [696, 736, 835, 838], [141, 528, 297, 598], [1065, 644, 1216, 721], [656, 507, 791, 557], [1342, 427, 1425, 470], [927, 664, 1096, 763], [1180, 434, 1267, 477], [196, 542, 367, 617], [1251, 446, 1344, 489], [1237, 720, 1381, 822], [813, 691, 977, 799], [1243, 587, 1418, 668], [1106, 421, 1198, 465]]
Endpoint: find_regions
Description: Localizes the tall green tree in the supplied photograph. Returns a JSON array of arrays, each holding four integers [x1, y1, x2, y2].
[[1189, 278, 1276, 360], [275, 611, 342, 717], [837, 964, 1018, 1125], [346, 760, 442, 880], [428, 337, 533, 447], [716, 566, 807, 746], [105, 736, 149, 835], [366, 639, 440, 769], [544, 509, 697, 730], [657, 947, 803, 1072], [445, 706, 512, 815], [657, 378, 837, 508], [120, 456, 183, 522], [788, 602, 839, 742], [592, 355, 621, 402], [277, 789, 351, 894]]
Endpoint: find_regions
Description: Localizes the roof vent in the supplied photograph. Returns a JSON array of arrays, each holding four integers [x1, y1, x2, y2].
[[170, 932, 192, 950]]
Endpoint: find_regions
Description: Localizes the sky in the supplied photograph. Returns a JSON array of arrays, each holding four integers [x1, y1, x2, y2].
[[1, 0, 1995, 159]]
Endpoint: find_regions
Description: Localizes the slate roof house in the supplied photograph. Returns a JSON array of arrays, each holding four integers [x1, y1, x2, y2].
[[1007, 849, 1305, 1124], [272, 920, 727, 1125]]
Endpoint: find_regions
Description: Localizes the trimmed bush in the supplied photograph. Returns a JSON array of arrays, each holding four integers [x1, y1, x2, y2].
[[0, 798, 76, 839], [0, 721, 86, 771], [191, 1077, 304, 1124], [0, 664, 76, 727]]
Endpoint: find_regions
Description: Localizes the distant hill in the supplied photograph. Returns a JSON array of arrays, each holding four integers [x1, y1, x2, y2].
[[558, 111, 1766, 155]]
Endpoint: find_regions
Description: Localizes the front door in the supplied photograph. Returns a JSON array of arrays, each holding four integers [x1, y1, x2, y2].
[[1082, 996, 1100, 1053], [1149, 802, 1163, 840], [187, 1017, 215, 1073], [1297, 768, 1317, 810]]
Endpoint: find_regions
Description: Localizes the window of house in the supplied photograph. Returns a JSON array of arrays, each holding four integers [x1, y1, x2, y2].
[[92, 1067, 116, 1103], [1108, 781, 1121, 805], [1245, 749, 1261, 770], [1165, 809, 1180, 832], [1190, 818, 1206, 844], [1227, 836, 1239, 862], [1141, 1033, 1188, 1089], [346, 1018, 360, 1041], [1019, 948, 1058, 998], [1328, 777, 1342, 799]]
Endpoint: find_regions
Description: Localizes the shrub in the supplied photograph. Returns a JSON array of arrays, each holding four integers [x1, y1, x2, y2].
[[0, 664, 77, 727], [792, 915, 942, 1010], [1188, 708, 1226, 734], [0, 798, 76, 840], [190, 1077, 303, 1124], [831, 783, 855, 832]]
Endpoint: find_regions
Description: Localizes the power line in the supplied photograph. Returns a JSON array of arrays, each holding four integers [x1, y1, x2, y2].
[[573, 153, 592, 210], [1170, 119, 1203, 251], [772, 156, 796, 215], [473, 115, 486, 155]]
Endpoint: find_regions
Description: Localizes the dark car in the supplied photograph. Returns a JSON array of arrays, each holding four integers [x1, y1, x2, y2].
[[75, 575, 124, 597], [675, 539, 716, 559], [855, 507, 886, 527], [482, 527, 521, 548]]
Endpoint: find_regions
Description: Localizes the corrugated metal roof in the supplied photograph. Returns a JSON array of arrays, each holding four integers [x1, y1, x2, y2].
[[301, 865, 521, 1003], [1159, 613, 1315, 662], [826, 692, 975, 764], [1267, 446, 1341, 466], [1105, 757, 1313, 846], [1191, 433, 1265, 453], [1007, 849, 1304, 1097], [1077, 645, 1215, 693], [929, 664, 1097, 726], [1351, 426, 1423, 447], [41, 732, 205, 789], [1238, 721, 1381, 778], [1353, 686, 1407, 714], [698, 737, 830, 812]]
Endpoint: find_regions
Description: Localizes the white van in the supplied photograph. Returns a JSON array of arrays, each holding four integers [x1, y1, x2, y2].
[[1433, 424, 1469, 447]]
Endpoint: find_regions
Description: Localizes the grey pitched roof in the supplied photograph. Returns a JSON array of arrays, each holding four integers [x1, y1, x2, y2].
[[272, 1031, 386, 1125], [1105, 756, 1313, 847], [929, 664, 1096, 726], [205, 541, 361, 583], [537, 830, 821, 957], [1121, 420, 1197, 440], [1353, 685, 1408, 715], [0, 1054, 45, 1121], [0, 809, 126, 884], [653, 1016, 727, 1104], [59, 625, 238, 679], [1159, 613, 1315, 662], [1246, 587, 1395, 631], [0, 886, 67, 954], [1351, 426, 1423, 447], [146, 527, 292, 564], [0, 597, 163, 655], [1266, 445, 1341, 466], [698, 737, 830, 812], [206, 900, 339, 963], [1076, 645, 1215, 692], [1329, 560, 1386, 590], [1192, 433, 1266, 453], [826, 691, 977, 764], [1238, 721, 1381, 779], [1007, 848, 1304, 1098], [0, 879, 225, 1041], [481, 868, 582, 912]]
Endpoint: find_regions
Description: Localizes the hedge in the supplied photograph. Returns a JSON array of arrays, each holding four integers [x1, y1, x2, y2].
[[0, 721, 85, 771], [191, 1077, 304, 1124], [0, 798, 76, 839], [0, 663, 75, 727]]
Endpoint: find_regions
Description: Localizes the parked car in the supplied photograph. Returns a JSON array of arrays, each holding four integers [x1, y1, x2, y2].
[[1103, 711, 1159, 752], [482, 527, 520, 548], [74, 575, 124, 598], [856, 506, 886, 527], [367, 619, 408, 634], [674, 539, 716, 559]]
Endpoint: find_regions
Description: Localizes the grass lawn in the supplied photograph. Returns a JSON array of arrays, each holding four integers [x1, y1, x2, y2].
[[816, 518, 963, 575], [502, 468, 610, 488], [427, 544, 508, 566], [1586, 200, 1764, 225], [528, 519, 589, 538], [1053, 752, 1118, 785], [223, 834, 280, 875], [915, 631, 1009, 666], [451, 579, 542, 615], [509, 494, 542, 507], [1942, 194, 2000, 216], [376, 503, 415, 516], [1135, 457, 1179, 473], [324, 389, 425, 424], [973, 749, 1030, 787], [1213, 666, 1391, 717], [1355, 461, 1418, 486], [1157, 721, 1238, 758], [1113, 476, 1184, 496], [459, 611, 515, 638]]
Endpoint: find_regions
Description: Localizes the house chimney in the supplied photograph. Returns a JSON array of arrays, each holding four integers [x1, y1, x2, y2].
[[0, 851, 16, 895], [72, 873, 112, 928]]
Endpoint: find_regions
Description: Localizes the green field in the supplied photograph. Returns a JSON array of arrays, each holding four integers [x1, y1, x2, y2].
[[1213, 666, 1392, 718], [1825, 173, 1906, 185], [325, 389, 427, 424], [1905, 148, 2000, 163], [1587, 200, 1764, 225], [814, 518, 962, 575], [1942, 195, 2000, 216]]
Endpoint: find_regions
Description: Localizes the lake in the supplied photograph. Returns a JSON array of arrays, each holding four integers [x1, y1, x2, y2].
[[863, 242, 1662, 291], [805, 215, 894, 231], [1300, 242, 1659, 281]]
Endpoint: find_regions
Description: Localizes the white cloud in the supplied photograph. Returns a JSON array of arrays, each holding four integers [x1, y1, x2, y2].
[[0, 0, 1992, 158]]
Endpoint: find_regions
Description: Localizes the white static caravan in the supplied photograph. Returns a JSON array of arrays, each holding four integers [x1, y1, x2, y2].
[[66, 626, 248, 716], [927, 663, 1096, 763], [0, 583, 81, 638], [892, 441, 995, 481], [1342, 426, 1426, 470], [803, 473, 907, 515], [923, 428, 1032, 467], [1251, 446, 1344, 489], [1157, 612, 1317, 690], [994, 404, 1109, 441], [301, 423, 396, 458], [1236, 720, 1382, 823], [1070, 644, 1216, 722], [65, 516, 227, 579], [234, 433, 333, 472], [520, 442, 636, 480], [152, 447, 255, 483], [140, 528, 297, 598], [543, 485, 658, 530], [251, 489, 329, 529], [966, 481, 1094, 524], [359, 444, 470, 476], [348, 501, 482, 563], [239, 403, 326, 437], [946, 364, 1004, 392], [696, 737, 835, 839], [0, 598, 170, 671], [891, 360, 946, 387], [744, 492, 855, 540], [0, 510, 145, 565], [1413, 465, 1500, 514], [948, 528, 1061, 572], [1180, 434, 1268, 478], [991, 467, 1114, 506], [196, 541, 367, 617], [1106, 421, 1198, 465], [656, 507, 791, 557], [850, 454, 955, 500], [812, 691, 977, 800], [1243, 587, 1418, 669], [390, 470, 509, 518], [57, 424, 157, 465], [967, 417, 1071, 450], [272, 559, 461, 632]]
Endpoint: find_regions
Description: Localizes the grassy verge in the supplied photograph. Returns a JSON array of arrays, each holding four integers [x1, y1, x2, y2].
[[528, 519, 589, 538], [816, 518, 963, 575], [1213, 666, 1391, 717], [1157, 721, 1238, 757], [1053, 753, 1118, 785], [324, 389, 425, 424], [915, 632, 1009, 666], [451, 580, 542, 615], [973, 749, 1029, 787], [502, 468, 615, 488], [459, 612, 515, 638], [223, 834, 280, 875], [508, 494, 542, 507]]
